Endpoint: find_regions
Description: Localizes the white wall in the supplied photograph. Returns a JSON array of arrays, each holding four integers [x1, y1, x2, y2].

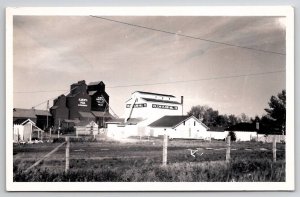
[[148, 117, 208, 139], [13, 125, 24, 142], [124, 92, 182, 122], [233, 131, 257, 141], [208, 131, 228, 140], [174, 117, 208, 139]]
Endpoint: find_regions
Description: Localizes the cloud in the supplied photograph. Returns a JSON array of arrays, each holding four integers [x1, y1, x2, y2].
[[13, 16, 286, 117]]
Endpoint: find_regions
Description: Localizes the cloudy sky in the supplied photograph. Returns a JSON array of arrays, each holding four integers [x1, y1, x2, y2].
[[13, 16, 286, 118]]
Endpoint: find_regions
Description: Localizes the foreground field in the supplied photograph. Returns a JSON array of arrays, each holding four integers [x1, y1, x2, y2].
[[13, 138, 286, 182]]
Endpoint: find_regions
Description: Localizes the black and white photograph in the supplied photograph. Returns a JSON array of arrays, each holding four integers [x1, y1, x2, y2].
[[6, 7, 294, 191]]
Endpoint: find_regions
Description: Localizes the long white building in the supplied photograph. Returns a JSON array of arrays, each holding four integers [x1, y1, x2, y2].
[[106, 91, 208, 139], [124, 91, 183, 124]]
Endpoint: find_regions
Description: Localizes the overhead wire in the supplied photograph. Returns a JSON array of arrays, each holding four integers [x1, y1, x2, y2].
[[15, 69, 286, 94], [90, 15, 286, 56]]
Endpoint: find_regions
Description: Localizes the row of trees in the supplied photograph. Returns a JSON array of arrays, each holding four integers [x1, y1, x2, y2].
[[187, 105, 250, 128], [187, 90, 286, 133]]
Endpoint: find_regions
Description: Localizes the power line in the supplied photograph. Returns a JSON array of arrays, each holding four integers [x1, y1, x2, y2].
[[15, 69, 285, 94], [106, 70, 285, 88], [90, 15, 286, 56]]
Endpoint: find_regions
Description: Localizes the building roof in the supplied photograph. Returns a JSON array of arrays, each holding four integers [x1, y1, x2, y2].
[[14, 118, 36, 126], [13, 108, 36, 118], [149, 115, 189, 128], [208, 126, 227, 132], [226, 123, 257, 132], [50, 106, 59, 110], [34, 109, 52, 116], [13, 108, 51, 118], [125, 118, 144, 125], [88, 81, 104, 86], [133, 91, 175, 98], [91, 111, 113, 118], [78, 111, 95, 118], [106, 118, 125, 124], [88, 91, 97, 96], [141, 97, 181, 104]]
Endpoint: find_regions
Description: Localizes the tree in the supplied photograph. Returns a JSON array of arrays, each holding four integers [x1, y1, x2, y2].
[[263, 89, 286, 134], [187, 105, 219, 127], [239, 113, 250, 123]]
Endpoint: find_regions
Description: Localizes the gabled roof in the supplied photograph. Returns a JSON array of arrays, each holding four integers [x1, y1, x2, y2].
[[141, 97, 181, 104], [13, 108, 51, 118], [133, 91, 175, 98], [13, 108, 36, 118], [149, 115, 209, 129], [149, 115, 189, 128], [13, 118, 36, 126]]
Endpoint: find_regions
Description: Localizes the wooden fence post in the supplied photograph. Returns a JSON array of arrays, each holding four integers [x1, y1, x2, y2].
[[226, 135, 231, 163], [65, 137, 70, 172], [162, 133, 168, 166], [49, 128, 52, 139], [273, 136, 276, 162]]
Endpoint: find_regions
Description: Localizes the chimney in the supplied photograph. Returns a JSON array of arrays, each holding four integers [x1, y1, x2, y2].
[[181, 96, 184, 104]]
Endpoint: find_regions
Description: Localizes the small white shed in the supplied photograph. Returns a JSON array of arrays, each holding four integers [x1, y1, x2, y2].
[[148, 115, 209, 139]]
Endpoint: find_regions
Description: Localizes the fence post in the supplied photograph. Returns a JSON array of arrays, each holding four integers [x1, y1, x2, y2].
[[162, 133, 168, 166], [65, 137, 70, 172], [226, 135, 231, 163], [49, 128, 52, 139], [273, 136, 276, 162]]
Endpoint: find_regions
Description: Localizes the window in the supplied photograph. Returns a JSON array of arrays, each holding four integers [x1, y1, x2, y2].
[[183, 121, 185, 126], [126, 104, 131, 108], [194, 121, 196, 126]]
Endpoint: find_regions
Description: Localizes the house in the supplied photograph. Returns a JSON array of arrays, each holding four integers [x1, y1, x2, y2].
[[148, 115, 209, 139], [13, 119, 44, 142], [13, 108, 52, 130]]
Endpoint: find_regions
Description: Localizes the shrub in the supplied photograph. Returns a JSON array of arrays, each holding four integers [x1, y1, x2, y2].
[[227, 131, 237, 142]]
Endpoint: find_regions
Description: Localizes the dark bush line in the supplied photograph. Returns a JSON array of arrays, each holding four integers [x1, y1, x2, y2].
[[14, 158, 285, 182]]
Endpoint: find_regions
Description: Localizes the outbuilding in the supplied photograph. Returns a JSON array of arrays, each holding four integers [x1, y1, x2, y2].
[[148, 115, 209, 139]]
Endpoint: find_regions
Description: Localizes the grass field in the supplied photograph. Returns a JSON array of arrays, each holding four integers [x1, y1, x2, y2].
[[13, 138, 286, 182]]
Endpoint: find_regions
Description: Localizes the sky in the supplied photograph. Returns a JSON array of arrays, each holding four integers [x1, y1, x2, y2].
[[13, 16, 286, 118]]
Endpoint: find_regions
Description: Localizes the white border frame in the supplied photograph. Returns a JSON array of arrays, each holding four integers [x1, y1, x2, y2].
[[6, 6, 294, 191]]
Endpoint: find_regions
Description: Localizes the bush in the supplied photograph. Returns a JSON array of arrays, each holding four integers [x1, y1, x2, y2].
[[227, 131, 237, 142]]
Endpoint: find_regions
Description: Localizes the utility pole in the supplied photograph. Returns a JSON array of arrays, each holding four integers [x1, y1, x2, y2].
[[46, 100, 49, 129]]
